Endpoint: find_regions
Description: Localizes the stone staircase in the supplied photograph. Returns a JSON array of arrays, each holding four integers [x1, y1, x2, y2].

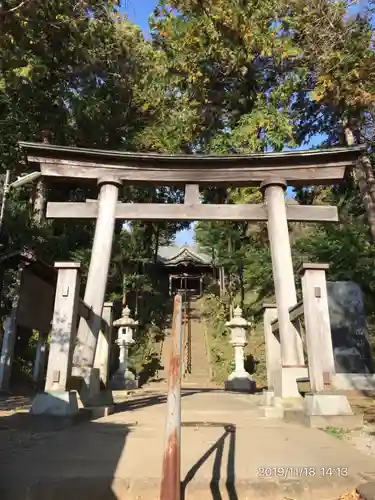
[[147, 299, 216, 390], [182, 300, 215, 389], [149, 328, 173, 387]]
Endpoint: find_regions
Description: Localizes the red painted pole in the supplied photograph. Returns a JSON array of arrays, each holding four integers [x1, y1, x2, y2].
[[160, 293, 182, 500]]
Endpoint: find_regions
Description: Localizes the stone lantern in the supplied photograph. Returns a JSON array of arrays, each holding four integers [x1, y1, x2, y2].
[[225, 306, 255, 392], [111, 306, 138, 390]]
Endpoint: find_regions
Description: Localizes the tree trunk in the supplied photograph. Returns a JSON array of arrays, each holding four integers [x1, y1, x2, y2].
[[344, 126, 375, 243], [227, 235, 232, 310], [220, 266, 226, 296], [33, 178, 47, 224], [239, 264, 245, 310], [32, 134, 49, 224], [153, 223, 160, 263]]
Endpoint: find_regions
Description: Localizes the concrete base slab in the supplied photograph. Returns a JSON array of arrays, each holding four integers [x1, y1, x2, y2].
[[333, 373, 375, 393], [79, 368, 102, 406], [88, 405, 115, 419], [260, 395, 303, 419], [258, 390, 284, 418], [111, 369, 139, 390], [259, 405, 284, 419], [284, 409, 363, 429], [357, 481, 375, 500], [304, 393, 353, 416], [84, 388, 114, 407], [30, 391, 79, 417], [225, 375, 256, 393], [274, 366, 308, 399], [274, 396, 304, 410], [260, 389, 274, 406]]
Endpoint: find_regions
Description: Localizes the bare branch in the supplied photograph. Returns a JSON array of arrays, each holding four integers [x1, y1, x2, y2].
[[0, 0, 32, 14]]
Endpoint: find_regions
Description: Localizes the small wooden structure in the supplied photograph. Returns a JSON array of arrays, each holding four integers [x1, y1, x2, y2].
[[0, 249, 56, 390]]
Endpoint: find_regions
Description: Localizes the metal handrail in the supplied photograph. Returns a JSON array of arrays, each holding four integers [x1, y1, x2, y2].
[[181, 296, 192, 377], [160, 293, 183, 500], [186, 307, 192, 375], [181, 298, 188, 376]]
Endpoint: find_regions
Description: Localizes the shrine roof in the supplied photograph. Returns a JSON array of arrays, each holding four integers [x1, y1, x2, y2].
[[157, 244, 211, 266], [19, 141, 366, 187]]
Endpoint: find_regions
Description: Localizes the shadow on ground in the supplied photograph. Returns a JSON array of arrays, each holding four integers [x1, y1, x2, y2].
[[114, 387, 226, 413], [0, 415, 134, 500], [0, 388, 134, 500], [181, 422, 238, 500]]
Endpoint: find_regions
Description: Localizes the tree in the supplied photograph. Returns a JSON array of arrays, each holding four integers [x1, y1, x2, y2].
[[0, 2, 189, 322], [150, 0, 375, 316]]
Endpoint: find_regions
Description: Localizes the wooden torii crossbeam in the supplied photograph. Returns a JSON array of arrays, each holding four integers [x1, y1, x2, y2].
[[19, 141, 365, 397], [21, 141, 363, 222], [47, 200, 337, 221]]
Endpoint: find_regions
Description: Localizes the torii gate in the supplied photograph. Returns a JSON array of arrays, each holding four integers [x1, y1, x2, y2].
[[19, 141, 364, 397]]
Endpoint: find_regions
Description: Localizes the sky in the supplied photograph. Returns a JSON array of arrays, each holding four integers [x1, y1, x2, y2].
[[122, 1, 374, 37], [122, 0, 157, 33]]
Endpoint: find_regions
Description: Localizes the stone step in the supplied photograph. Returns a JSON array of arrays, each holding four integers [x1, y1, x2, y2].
[[186, 328, 210, 384]]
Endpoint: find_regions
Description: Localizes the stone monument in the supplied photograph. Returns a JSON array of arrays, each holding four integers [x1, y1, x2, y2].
[[327, 281, 373, 374]]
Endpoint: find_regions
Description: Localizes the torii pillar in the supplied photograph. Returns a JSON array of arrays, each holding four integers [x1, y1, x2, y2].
[[72, 176, 122, 378], [260, 178, 307, 399]]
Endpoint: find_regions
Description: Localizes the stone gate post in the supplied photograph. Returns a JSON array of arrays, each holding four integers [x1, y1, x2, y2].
[[31, 262, 81, 416], [262, 303, 280, 401], [94, 301, 114, 388], [300, 263, 336, 391]]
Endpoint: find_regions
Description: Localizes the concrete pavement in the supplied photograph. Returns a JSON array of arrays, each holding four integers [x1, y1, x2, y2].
[[1, 389, 374, 499]]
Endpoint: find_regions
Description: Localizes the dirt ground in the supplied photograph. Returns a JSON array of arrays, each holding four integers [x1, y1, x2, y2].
[[0, 389, 374, 500]]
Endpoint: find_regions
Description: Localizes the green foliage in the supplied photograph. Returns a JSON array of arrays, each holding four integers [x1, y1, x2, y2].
[[199, 294, 231, 383], [150, 0, 374, 152], [200, 294, 228, 335], [293, 181, 375, 316], [322, 426, 347, 440], [199, 294, 265, 385]]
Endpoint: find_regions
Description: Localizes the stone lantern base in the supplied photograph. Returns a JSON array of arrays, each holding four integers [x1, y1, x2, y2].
[[111, 369, 138, 390], [225, 371, 256, 393]]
